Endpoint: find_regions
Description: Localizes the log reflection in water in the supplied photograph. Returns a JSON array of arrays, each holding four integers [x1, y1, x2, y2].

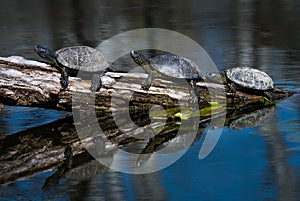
[[0, 98, 286, 185]]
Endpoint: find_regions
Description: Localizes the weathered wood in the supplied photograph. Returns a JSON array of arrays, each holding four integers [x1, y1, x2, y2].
[[0, 56, 295, 184], [0, 56, 186, 110], [0, 56, 294, 111]]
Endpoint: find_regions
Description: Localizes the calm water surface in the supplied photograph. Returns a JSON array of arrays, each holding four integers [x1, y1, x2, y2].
[[1, 0, 300, 200]]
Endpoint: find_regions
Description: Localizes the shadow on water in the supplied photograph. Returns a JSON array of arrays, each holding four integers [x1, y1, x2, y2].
[[1, 0, 300, 200]]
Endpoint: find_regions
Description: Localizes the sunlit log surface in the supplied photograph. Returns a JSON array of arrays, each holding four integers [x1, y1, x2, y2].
[[0, 56, 294, 111], [0, 56, 295, 185]]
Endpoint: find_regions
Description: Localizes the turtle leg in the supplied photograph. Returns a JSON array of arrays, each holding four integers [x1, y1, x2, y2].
[[60, 68, 69, 89], [225, 82, 237, 96], [91, 72, 103, 92], [142, 73, 154, 90], [228, 82, 237, 93], [188, 80, 199, 104], [264, 91, 278, 101]]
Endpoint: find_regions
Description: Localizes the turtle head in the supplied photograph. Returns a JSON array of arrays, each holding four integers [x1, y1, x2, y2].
[[34, 45, 57, 63], [130, 51, 150, 68]]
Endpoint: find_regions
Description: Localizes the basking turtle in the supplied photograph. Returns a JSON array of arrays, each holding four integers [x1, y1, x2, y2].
[[34, 45, 109, 92], [130, 51, 204, 102], [225, 67, 276, 100]]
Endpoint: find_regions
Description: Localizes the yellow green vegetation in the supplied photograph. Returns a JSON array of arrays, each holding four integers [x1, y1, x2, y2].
[[260, 96, 274, 105], [149, 101, 225, 122]]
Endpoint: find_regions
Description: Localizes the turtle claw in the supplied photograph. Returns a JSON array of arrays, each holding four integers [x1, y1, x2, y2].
[[60, 69, 69, 90], [91, 80, 102, 92], [91, 73, 103, 92], [141, 84, 150, 90], [141, 74, 154, 91], [141, 81, 151, 90], [60, 77, 68, 89], [91, 85, 100, 92], [188, 94, 198, 105]]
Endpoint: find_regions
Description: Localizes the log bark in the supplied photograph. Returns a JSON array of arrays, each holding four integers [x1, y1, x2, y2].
[[0, 56, 294, 111], [0, 56, 295, 184]]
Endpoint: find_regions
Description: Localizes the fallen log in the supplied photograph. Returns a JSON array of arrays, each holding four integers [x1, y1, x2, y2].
[[0, 55, 295, 184], [0, 56, 294, 111]]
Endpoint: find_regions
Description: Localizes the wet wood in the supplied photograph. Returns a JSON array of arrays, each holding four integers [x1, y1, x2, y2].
[[0, 56, 295, 185], [0, 56, 294, 111]]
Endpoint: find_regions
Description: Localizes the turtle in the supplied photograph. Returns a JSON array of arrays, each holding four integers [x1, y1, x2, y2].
[[130, 51, 204, 103], [224, 67, 277, 100], [34, 45, 109, 92]]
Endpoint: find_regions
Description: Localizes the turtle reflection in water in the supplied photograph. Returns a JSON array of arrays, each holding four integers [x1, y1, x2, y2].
[[130, 51, 205, 103], [136, 117, 200, 167], [42, 145, 112, 191], [34, 45, 109, 92], [229, 106, 275, 130]]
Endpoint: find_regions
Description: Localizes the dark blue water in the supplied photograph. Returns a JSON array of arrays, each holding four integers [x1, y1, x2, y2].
[[1, 0, 300, 200], [0, 106, 68, 135]]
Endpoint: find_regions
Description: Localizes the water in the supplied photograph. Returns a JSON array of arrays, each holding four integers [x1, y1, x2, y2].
[[0, 106, 68, 135], [1, 0, 300, 200]]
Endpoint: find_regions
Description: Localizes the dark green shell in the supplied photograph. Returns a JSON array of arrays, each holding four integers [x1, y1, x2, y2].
[[56, 46, 109, 72], [149, 54, 203, 79]]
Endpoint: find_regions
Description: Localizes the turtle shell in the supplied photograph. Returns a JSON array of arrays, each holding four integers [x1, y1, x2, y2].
[[56, 46, 109, 72], [149, 54, 203, 80], [225, 67, 274, 90]]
